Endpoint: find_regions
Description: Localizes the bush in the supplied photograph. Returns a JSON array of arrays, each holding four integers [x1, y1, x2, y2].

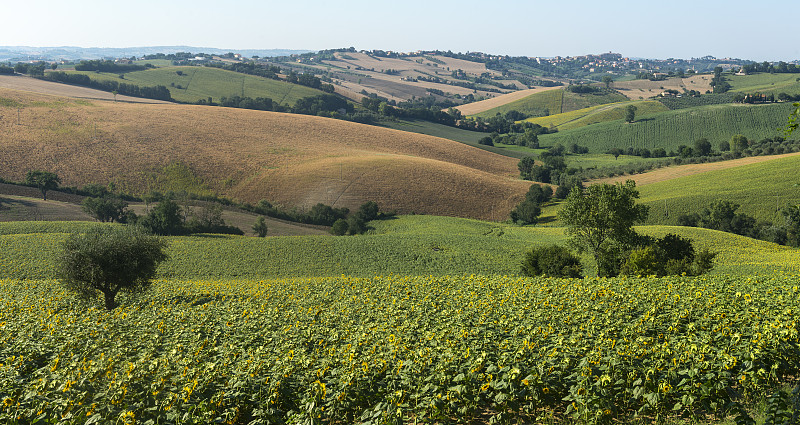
[[621, 234, 715, 277], [58, 226, 168, 310], [521, 245, 582, 278], [331, 219, 348, 236]]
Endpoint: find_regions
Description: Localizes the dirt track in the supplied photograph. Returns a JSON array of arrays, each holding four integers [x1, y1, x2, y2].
[[0, 75, 172, 104], [589, 151, 800, 186]]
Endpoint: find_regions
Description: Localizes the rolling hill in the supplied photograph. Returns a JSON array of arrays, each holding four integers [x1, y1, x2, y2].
[[58, 66, 326, 104], [0, 86, 530, 220]]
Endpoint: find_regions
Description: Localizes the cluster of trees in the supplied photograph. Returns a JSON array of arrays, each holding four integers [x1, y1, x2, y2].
[[13, 62, 47, 76], [207, 61, 282, 80], [44, 72, 172, 101], [740, 62, 800, 74], [517, 144, 585, 193], [607, 146, 669, 159], [0, 65, 14, 75], [330, 201, 390, 236], [212, 93, 351, 117], [285, 71, 335, 93], [710, 67, 731, 93], [678, 201, 800, 247], [521, 181, 715, 278], [510, 184, 554, 225], [74, 60, 149, 73]]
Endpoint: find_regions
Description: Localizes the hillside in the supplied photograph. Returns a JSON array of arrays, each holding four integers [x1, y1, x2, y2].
[[470, 87, 629, 119], [0, 75, 172, 104], [0, 87, 529, 220], [537, 102, 796, 152], [58, 66, 326, 104], [524, 100, 668, 131], [587, 153, 800, 225]]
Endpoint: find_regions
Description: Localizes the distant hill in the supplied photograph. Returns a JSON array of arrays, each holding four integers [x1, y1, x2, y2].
[[0, 46, 311, 62], [0, 86, 529, 220]]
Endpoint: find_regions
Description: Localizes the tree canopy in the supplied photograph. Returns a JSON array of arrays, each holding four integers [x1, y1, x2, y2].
[[25, 170, 60, 201], [558, 180, 649, 276], [58, 226, 168, 310]]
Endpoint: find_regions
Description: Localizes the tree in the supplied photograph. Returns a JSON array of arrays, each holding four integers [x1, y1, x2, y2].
[[786, 102, 799, 135], [331, 218, 348, 235], [138, 199, 184, 235], [558, 180, 649, 276], [731, 134, 749, 152], [694, 138, 712, 156], [25, 170, 61, 201], [602, 75, 613, 89], [356, 201, 380, 222], [625, 105, 637, 123], [58, 226, 168, 310], [82, 196, 132, 223], [607, 147, 624, 160], [521, 245, 582, 278], [253, 216, 268, 237], [510, 200, 542, 225]]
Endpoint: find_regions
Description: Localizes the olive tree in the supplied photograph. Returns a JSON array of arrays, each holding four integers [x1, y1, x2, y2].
[[58, 226, 168, 310], [558, 180, 649, 276]]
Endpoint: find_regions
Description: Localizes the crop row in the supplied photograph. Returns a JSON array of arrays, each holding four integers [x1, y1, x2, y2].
[[1, 274, 799, 424]]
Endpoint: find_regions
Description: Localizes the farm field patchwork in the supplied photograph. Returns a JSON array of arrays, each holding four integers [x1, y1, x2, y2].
[[524, 100, 668, 132]]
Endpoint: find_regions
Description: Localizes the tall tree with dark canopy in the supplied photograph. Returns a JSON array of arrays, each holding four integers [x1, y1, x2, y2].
[[58, 226, 168, 310], [25, 170, 60, 201]]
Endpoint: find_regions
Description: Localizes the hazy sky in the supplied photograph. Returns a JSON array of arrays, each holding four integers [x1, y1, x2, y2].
[[3, 0, 798, 61]]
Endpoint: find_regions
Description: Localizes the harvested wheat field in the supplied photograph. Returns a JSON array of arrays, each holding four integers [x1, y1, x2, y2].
[[589, 151, 800, 187], [613, 75, 713, 100], [0, 87, 529, 219]]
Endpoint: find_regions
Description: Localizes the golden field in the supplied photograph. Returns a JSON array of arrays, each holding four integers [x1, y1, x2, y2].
[[0, 86, 528, 219]]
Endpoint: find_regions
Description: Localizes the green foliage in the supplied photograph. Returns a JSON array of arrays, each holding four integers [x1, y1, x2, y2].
[[559, 181, 649, 276], [521, 245, 582, 277], [624, 104, 637, 123], [622, 234, 716, 277], [81, 196, 133, 223], [510, 200, 542, 225], [252, 216, 268, 237], [138, 199, 185, 236], [24, 170, 60, 200], [331, 218, 348, 236], [57, 226, 168, 310]]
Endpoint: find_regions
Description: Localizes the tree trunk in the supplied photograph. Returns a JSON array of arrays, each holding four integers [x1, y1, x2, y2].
[[103, 290, 118, 310]]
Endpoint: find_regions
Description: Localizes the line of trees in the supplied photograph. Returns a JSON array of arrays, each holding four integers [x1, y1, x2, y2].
[[678, 200, 800, 247], [74, 60, 150, 73], [43, 71, 173, 101]]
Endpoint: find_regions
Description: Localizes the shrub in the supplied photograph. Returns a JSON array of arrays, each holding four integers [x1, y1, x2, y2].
[[521, 245, 582, 278]]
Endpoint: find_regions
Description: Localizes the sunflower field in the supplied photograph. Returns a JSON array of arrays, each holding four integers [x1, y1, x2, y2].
[[1, 273, 799, 424]]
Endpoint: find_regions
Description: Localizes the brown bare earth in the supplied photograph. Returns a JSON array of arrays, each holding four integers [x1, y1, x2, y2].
[[0, 85, 529, 220], [454, 86, 564, 116], [0, 75, 172, 104], [589, 151, 800, 186]]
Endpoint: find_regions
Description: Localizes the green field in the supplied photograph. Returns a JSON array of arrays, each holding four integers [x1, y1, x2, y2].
[[525, 100, 669, 131], [2, 217, 800, 423], [473, 89, 629, 120], [3, 216, 799, 280], [729, 73, 800, 95], [637, 154, 800, 225], [539, 102, 796, 153], [60, 66, 325, 104]]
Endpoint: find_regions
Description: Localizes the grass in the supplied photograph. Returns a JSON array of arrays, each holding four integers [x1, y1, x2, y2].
[[59, 66, 325, 105], [539, 102, 796, 153], [524, 100, 668, 131], [728, 73, 800, 95], [2, 216, 799, 280], [473, 88, 563, 118], [637, 154, 800, 225]]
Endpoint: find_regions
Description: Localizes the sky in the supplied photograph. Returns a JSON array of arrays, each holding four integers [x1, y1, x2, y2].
[[2, 0, 798, 61]]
